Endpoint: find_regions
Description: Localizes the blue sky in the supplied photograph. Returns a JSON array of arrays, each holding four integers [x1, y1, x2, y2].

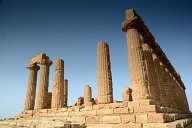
[[0, 0, 192, 118]]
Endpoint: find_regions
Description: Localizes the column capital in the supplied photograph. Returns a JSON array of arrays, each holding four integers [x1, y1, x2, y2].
[[26, 64, 40, 71], [39, 58, 52, 66]]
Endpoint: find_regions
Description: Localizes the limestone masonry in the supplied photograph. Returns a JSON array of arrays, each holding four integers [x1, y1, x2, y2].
[[3, 9, 192, 128]]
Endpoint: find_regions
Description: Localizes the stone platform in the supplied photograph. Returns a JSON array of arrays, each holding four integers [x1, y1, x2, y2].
[[13, 101, 192, 128]]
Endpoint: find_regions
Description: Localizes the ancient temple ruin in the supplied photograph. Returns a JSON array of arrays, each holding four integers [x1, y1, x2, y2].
[[14, 9, 192, 128]]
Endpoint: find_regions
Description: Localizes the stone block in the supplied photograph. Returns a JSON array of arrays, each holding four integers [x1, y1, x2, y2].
[[138, 99, 155, 106], [140, 105, 159, 113], [121, 114, 136, 123], [69, 111, 83, 116], [53, 120, 65, 128], [113, 107, 129, 114], [136, 114, 148, 123], [58, 107, 68, 112], [96, 108, 113, 115], [70, 116, 85, 124], [85, 116, 97, 124], [93, 104, 105, 110], [24, 110, 33, 114], [147, 113, 165, 123], [85, 116, 102, 124], [121, 122, 142, 128], [105, 103, 122, 109], [38, 109, 48, 113], [122, 102, 128, 107], [102, 115, 121, 124], [83, 105, 93, 111], [52, 111, 69, 116], [85, 110, 97, 116]]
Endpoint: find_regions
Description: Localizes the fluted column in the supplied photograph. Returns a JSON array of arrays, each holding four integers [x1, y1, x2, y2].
[[84, 85, 92, 106], [63, 79, 68, 107], [51, 59, 64, 108], [125, 28, 150, 100], [35, 58, 52, 109], [122, 87, 132, 102], [122, 9, 159, 101], [24, 64, 39, 111], [97, 41, 113, 104]]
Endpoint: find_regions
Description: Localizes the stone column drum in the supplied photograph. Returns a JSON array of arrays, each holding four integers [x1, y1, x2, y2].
[[35, 58, 52, 109], [24, 64, 39, 110], [51, 59, 64, 108], [97, 41, 113, 104], [84, 85, 92, 106], [63, 79, 68, 107]]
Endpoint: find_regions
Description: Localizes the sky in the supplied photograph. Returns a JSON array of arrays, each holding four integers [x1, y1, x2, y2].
[[0, 0, 192, 118]]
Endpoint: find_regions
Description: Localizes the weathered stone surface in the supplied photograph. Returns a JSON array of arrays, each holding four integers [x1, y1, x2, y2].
[[35, 55, 52, 109], [113, 107, 129, 114], [97, 41, 113, 104], [51, 59, 64, 108], [147, 113, 165, 123], [96, 108, 113, 115], [122, 87, 132, 103], [24, 64, 39, 110], [84, 85, 92, 106], [102, 115, 121, 124], [63, 79, 68, 107], [136, 114, 148, 123], [121, 114, 136, 123]]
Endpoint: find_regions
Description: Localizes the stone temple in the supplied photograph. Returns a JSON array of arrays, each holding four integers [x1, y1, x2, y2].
[[2, 9, 192, 128]]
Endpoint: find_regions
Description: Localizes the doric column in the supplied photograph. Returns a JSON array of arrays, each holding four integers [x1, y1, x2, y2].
[[51, 59, 64, 108], [35, 58, 52, 109], [122, 10, 151, 100], [97, 41, 113, 104], [24, 64, 39, 111], [84, 85, 92, 106], [124, 29, 150, 100], [63, 79, 68, 107], [142, 43, 160, 102], [122, 87, 132, 102]]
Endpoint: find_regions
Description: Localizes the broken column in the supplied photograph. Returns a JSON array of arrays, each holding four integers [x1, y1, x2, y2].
[[84, 85, 92, 106], [63, 79, 68, 107], [24, 64, 39, 111], [122, 87, 132, 102], [97, 41, 113, 104], [51, 59, 64, 108], [35, 56, 52, 109]]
